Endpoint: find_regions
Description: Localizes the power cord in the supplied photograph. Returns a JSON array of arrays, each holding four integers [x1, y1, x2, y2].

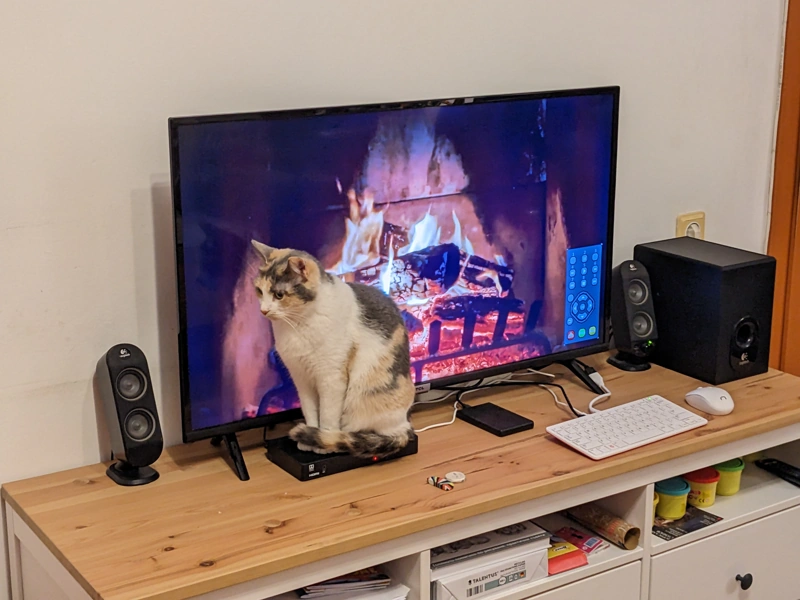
[[587, 371, 611, 413], [411, 368, 613, 432], [414, 400, 464, 433]]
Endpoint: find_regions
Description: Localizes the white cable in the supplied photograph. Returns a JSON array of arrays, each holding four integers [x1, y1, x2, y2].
[[587, 371, 611, 413], [526, 368, 555, 379], [414, 401, 460, 433]]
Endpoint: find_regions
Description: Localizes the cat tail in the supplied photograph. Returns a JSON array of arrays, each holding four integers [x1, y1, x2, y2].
[[290, 424, 413, 459]]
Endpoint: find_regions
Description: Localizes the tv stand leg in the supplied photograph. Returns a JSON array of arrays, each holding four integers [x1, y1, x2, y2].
[[557, 358, 605, 395], [210, 433, 250, 481]]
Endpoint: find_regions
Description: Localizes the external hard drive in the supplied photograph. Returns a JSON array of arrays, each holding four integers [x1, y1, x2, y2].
[[456, 402, 534, 437]]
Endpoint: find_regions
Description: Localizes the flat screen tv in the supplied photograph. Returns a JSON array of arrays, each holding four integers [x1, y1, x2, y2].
[[169, 86, 619, 442]]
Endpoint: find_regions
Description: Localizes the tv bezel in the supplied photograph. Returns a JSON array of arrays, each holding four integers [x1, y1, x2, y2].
[[169, 85, 620, 443]]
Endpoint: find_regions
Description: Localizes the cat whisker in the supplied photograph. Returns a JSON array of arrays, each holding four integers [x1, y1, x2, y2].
[[279, 315, 300, 333]]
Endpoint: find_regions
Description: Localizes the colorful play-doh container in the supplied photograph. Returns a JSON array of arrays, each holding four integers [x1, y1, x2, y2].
[[655, 477, 690, 519], [653, 491, 659, 520], [715, 458, 745, 496], [684, 467, 720, 507]]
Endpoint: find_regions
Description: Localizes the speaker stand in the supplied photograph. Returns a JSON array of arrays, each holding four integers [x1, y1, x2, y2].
[[557, 359, 606, 394], [106, 461, 159, 486], [607, 351, 652, 372], [211, 433, 250, 481]]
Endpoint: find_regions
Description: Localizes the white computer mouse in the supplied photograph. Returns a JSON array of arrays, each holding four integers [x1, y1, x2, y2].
[[684, 386, 734, 416]]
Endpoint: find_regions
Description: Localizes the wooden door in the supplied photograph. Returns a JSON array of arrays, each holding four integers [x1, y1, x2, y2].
[[769, 0, 800, 375]]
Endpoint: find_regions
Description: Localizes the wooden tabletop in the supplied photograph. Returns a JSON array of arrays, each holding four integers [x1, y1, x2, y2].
[[5, 354, 800, 600]]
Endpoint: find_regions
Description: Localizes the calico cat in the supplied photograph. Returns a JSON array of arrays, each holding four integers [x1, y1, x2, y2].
[[251, 240, 415, 457]]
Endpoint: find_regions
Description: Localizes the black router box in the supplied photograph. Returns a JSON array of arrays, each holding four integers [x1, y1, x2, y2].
[[266, 434, 418, 481]]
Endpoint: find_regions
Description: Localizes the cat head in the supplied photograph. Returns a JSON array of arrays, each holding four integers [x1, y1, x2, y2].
[[251, 240, 327, 321]]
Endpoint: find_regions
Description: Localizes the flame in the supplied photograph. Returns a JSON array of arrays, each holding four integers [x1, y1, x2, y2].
[[399, 210, 442, 255], [449, 210, 474, 256], [380, 239, 394, 295], [330, 189, 384, 274]]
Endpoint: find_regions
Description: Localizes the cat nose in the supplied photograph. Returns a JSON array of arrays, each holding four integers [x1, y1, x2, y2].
[[261, 309, 270, 316]]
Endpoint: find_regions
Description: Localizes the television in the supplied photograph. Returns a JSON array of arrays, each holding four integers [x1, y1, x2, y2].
[[169, 86, 619, 443]]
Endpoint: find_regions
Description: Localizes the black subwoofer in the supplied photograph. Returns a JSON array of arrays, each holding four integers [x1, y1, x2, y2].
[[96, 344, 163, 485], [634, 237, 776, 384]]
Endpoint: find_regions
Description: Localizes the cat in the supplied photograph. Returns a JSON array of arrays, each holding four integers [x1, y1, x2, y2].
[[250, 240, 416, 457]]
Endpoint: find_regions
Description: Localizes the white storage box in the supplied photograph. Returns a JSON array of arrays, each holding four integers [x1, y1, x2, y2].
[[431, 537, 549, 600]]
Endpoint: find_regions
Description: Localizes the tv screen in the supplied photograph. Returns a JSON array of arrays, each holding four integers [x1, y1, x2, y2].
[[170, 87, 618, 441]]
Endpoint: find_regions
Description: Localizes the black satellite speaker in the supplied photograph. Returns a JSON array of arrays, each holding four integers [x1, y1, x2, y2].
[[607, 260, 658, 371], [96, 344, 163, 486], [634, 237, 776, 385]]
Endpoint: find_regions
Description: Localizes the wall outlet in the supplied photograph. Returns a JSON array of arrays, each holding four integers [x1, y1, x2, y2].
[[676, 211, 705, 239]]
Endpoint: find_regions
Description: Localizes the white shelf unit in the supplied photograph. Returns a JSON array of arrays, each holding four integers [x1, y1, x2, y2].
[[652, 447, 800, 555], [427, 486, 648, 600]]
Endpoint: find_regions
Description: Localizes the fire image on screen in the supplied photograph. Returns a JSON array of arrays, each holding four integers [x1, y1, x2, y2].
[[175, 93, 615, 432]]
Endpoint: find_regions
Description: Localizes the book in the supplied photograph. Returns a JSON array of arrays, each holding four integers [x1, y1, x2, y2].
[[553, 526, 609, 555], [652, 505, 723, 541], [431, 520, 548, 569], [546, 537, 588, 575]]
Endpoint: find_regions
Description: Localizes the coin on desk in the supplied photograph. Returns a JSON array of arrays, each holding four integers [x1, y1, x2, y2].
[[445, 471, 466, 483]]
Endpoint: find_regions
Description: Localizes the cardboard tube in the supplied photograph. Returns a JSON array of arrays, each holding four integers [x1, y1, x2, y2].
[[564, 503, 640, 550]]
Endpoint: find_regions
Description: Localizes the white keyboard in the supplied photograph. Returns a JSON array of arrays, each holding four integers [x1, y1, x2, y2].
[[546, 395, 708, 460]]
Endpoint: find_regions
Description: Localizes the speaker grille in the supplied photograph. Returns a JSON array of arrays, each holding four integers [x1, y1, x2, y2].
[[124, 409, 156, 442], [631, 312, 654, 338], [115, 368, 147, 401], [627, 279, 648, 305]]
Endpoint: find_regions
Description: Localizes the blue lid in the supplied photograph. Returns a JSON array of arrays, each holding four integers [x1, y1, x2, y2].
[[655, 477, 690, 496]]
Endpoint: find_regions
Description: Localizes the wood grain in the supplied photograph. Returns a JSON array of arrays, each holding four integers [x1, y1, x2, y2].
[[4, 354, 800, 600]]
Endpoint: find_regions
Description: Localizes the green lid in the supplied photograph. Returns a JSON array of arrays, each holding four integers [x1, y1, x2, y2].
[[655, 477, 691, 496], [715, 458, 745, 472]]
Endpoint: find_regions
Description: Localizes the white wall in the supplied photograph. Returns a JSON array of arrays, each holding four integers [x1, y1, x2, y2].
[[0, 1, 786, 597]]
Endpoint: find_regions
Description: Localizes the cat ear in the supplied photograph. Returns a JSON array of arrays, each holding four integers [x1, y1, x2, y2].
[[287, 256, 308, 281], [251, 239, 275, 262]]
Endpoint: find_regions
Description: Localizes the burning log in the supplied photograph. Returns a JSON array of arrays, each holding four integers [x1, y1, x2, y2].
[[389, 243, 514, 302], [388, 243, 463, 301], [459, 254, 514, 294], [433, 296, 525, 320], [381, 222, 409, 255]]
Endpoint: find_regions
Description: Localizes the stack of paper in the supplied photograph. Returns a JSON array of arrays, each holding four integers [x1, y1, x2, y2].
[[296, 568, 408, 599]]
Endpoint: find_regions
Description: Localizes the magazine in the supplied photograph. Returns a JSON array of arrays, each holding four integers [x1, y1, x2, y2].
[[652, 505, 723, 541], [296, 567, 392, 598]]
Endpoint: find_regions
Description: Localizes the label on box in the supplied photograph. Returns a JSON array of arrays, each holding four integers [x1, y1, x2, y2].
[[433, 543, 548, 600], [464, 560, 526, 598]]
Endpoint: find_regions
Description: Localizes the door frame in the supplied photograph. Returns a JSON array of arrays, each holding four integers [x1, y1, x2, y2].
[[768, 0, 800, 373]]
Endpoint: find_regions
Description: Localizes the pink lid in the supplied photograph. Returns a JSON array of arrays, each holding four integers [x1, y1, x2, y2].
[[683, 467, 720, 484]]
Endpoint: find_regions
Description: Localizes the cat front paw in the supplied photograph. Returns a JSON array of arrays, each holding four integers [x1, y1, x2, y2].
[[296, 442, 317, 452], [311, 445, 335, 454]]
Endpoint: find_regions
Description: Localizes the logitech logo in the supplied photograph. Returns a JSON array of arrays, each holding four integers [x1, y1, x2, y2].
[[119, 348, 131, 358]]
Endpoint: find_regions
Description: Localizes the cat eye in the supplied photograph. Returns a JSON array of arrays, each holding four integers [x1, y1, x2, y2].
[[255, 287, 263, 297], [273, 290, 285, 300]]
